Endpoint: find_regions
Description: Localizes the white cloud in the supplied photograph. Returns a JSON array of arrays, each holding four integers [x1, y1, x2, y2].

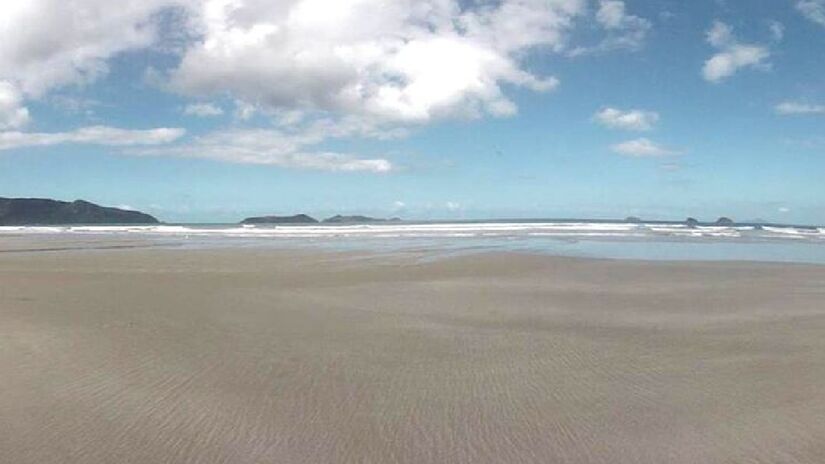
[[49, 95, 102, 116], [0, 1, 659, 171], [569, 0, 650, 55], [445, 201, 461, 211], [234, 101, 256, 121], [611, 138, 676, 157], [703, 46, 769, 82], [0, 81, 30, 130], [595, 0, 629, 28], [702, 21, 770, 83], [0, 0, 182, 97], [0, 126, 185, 151], [169, 0, 584, 124], [136, 119, 394, 173], [768, 21, 785, 41], [775, 101, 825, 115], [184, 103, 224, 117], [150, 0, 598, 170], [706, 20, 733, 48], [594, 107, 659, 131], [596, 0, 650, 36], [797, 0, 825, 26]]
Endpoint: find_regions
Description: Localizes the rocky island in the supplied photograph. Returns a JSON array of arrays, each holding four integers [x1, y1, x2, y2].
[[323, 215, 400, 223], [240, 214, 318, 224], [0, 197, 158, 225], [683, 217, 737, 228]]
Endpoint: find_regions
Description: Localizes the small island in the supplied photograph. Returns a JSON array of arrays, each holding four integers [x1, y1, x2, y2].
[[323, 215, 399, 223], [240, 214, 319, 224], [239, 214, 402, 224], [0, 197, 158, 225]]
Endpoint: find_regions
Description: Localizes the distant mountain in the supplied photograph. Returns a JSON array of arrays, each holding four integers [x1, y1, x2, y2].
[[0, 198, 158, 225], [241, 214, 318, 224], [322, 215, 397, 223]]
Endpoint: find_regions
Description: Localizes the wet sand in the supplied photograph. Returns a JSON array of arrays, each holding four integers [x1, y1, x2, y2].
[[1, 246, 824, 463]]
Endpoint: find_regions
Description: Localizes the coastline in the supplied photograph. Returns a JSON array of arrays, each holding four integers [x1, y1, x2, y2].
[[2, 246, 824, 463], [2, 228, 825, 266]]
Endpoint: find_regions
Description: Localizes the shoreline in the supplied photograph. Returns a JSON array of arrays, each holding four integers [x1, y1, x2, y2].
[[2, 233, 825, 267]]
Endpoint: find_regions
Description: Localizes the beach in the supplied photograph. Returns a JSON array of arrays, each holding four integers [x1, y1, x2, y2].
[[1, 244, 824, 463]]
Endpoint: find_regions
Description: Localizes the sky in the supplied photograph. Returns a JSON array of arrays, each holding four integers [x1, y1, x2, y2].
[[0, 0, 824, 224]]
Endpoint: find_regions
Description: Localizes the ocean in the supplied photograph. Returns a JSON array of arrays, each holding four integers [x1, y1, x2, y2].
[[2, 220, 825, 264]]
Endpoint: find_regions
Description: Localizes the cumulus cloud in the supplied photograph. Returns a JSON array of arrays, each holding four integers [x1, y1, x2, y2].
[[706, 20, 733, 48], [568, 0, 650, 56], [151, 0, 598, 170], [0, 81, 31, 130], [797, 0, 825, 26], [184, 103, 224, 117], [775, 101, 825, 115], [168, 0, 584, 124], [593, 0, 651, 49], [0, 0, 182, 97], [594, 107, 659, 131], [611, 138, 676, 157], [596, 0, 629, 28], [702, 21, 770, 83], [0, 1, 189, 154], [0, 126, 185, 151], [0, 1, 656, 172], [702, 46, 768, 82]]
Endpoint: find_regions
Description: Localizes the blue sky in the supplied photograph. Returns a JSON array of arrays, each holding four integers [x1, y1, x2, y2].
[[1, 0, 824, 223]]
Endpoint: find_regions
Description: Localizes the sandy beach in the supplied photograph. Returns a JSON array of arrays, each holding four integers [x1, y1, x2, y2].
[[1, 245, 824, 463]]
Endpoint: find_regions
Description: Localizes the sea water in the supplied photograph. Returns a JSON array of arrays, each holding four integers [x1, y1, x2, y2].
[[1, 221, 824, 264]]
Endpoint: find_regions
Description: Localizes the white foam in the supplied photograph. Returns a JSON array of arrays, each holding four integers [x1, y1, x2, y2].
[[0, 226, 68, 233], [0, 222, 822, 243]]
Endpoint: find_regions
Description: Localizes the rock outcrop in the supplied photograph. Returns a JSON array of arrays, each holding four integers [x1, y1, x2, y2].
[[323, 215, 389, 223], [241, 214, 318, 224]]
